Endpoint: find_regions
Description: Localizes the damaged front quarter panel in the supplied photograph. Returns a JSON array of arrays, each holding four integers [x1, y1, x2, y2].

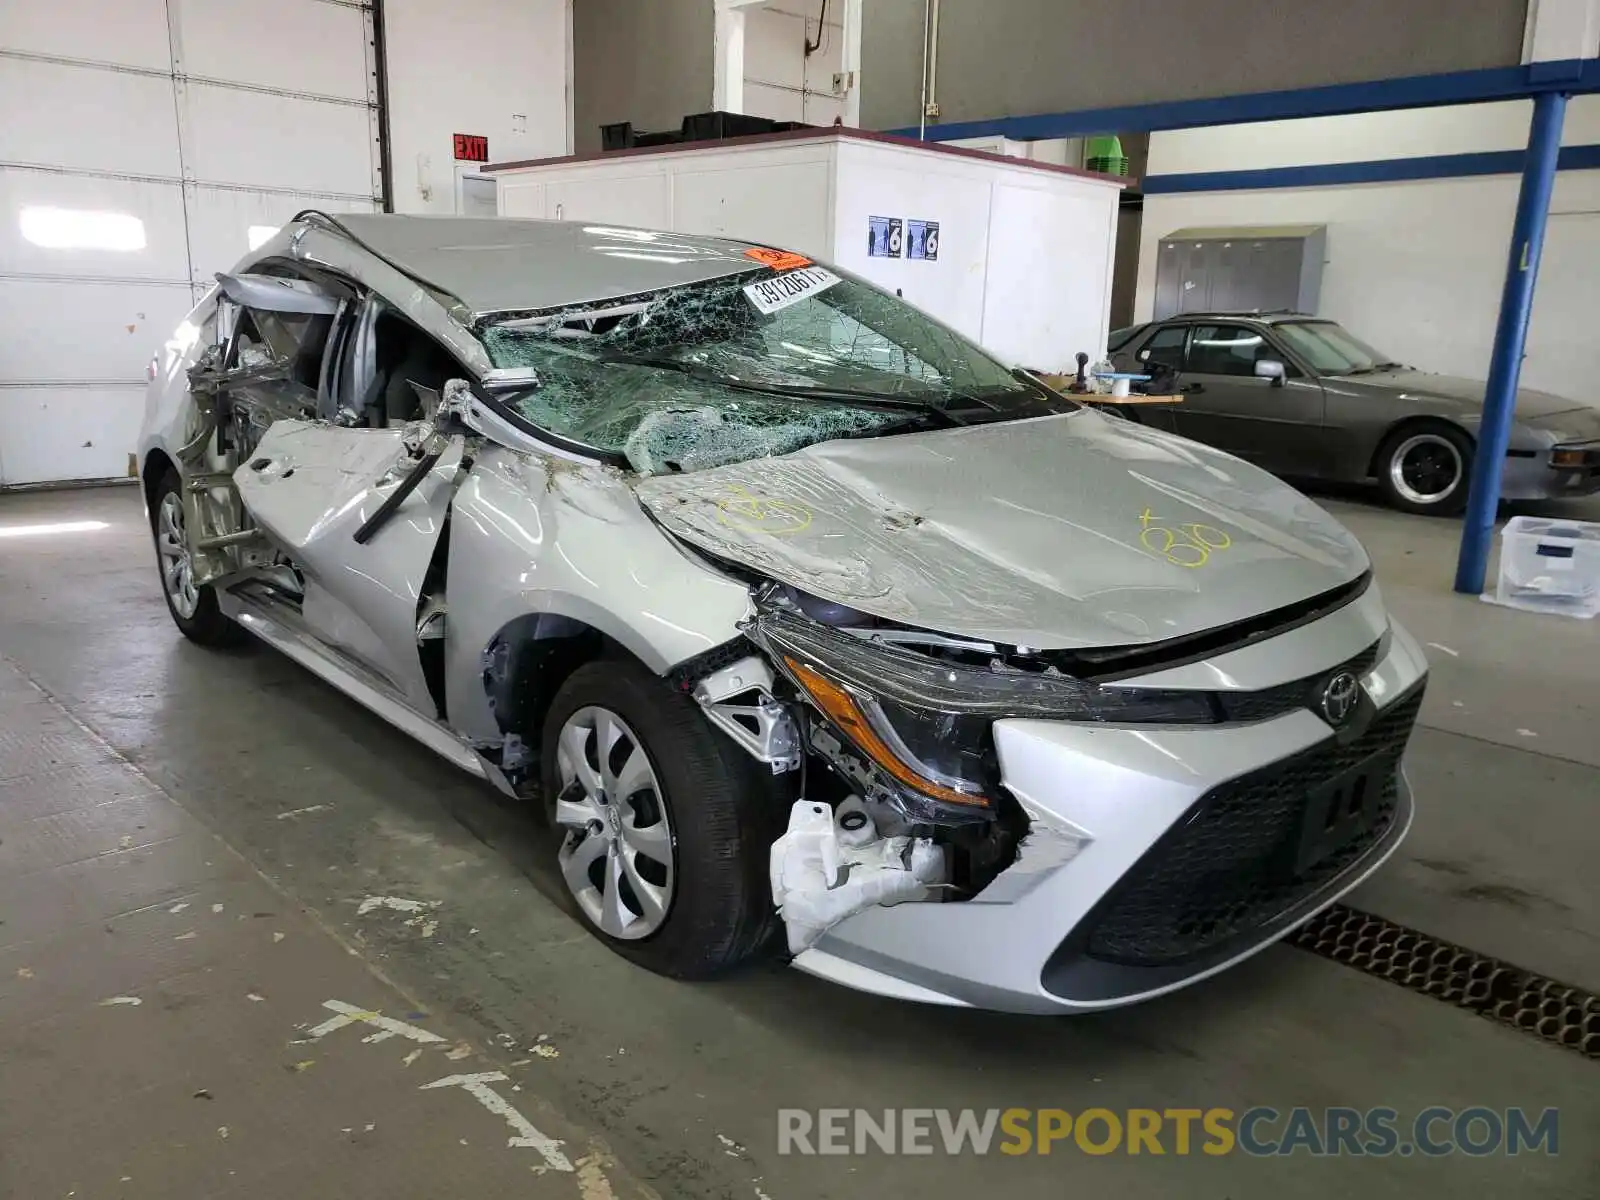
[[690, 655, 801, 773], [728, 597, 1049, 955]]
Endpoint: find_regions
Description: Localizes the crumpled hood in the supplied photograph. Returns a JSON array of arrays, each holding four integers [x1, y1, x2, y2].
[[1332, 369, 1598, 425], [636, 411, 1369, 650]]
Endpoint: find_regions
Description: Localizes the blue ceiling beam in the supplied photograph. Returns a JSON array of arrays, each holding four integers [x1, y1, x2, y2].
[[891, 58, 1600, 142], [1143, 143, 1600, 193]]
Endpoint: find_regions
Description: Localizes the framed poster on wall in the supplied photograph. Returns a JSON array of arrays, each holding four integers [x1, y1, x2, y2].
[[907, 219, 940, 261], [868, 215, 903, 257]]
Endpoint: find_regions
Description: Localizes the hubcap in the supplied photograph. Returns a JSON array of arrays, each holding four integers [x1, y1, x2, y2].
[[553, 706, 674, 940], [156, 491, 200, 619], [1390, 434, 1463, 506]]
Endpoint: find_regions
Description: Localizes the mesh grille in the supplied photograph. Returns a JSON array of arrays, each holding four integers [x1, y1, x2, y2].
[[1215, 640, 1382, 724], [1084, 685, 1425, 966]]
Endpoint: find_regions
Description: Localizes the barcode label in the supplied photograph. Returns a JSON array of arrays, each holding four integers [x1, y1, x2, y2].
[[742, 267, 841, 315]]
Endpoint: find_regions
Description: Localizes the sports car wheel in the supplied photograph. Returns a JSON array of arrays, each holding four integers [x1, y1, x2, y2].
[[539, 658, 790, 977], [1377, 424, 1473, 516], [151, 469, 242, 646]]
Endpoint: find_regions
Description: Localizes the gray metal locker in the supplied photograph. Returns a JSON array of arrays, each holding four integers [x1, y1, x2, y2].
[[1153, 225, 1326, 319]]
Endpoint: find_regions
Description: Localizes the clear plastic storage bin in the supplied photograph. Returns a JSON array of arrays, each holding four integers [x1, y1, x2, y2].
[[1492, 516, 1600, 618]]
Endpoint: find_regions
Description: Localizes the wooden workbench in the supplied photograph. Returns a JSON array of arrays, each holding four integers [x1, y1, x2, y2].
[[1036, 374, 1183, 405]]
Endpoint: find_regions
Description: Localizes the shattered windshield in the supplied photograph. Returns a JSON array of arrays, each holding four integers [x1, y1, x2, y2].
[[480, 264, 1060, 475]]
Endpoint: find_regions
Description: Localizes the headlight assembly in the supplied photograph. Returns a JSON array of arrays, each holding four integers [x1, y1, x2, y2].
[[749, 609, 1217, 822]]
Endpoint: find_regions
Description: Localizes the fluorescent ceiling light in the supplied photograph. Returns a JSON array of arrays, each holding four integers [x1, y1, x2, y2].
[[19, 207, 146, 252], [0, 520, 110, 538], [248, 224, 279, 250]]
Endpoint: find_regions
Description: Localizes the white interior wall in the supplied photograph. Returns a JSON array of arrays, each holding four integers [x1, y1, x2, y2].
[[742, 2, 846, 125], [1523, 0, 1600, 62], [1137, 98, 1600, 398], [492, 134, 1121, 373], [829, 140, 1118, 369], [384, 0, 571, 215], [943, 136, 1085, 167], [494, 139, 838, 258], [1147, 97, 1600, 173]]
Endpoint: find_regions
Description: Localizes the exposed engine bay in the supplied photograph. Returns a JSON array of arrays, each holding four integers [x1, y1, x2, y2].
[[679, 584, 1081, 957]]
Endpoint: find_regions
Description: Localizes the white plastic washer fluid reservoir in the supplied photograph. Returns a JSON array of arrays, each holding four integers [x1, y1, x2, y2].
[[774, 802, 843, 891], [834, 795, 879, 849]]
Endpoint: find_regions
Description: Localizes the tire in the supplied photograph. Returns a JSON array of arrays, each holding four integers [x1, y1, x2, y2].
[[150, 468, 243, 646], [1375, 423, 1474, 516], [539, 658, 791, 978]]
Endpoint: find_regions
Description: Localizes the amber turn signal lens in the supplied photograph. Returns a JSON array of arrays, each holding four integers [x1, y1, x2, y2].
[[784, 657, 990, 808], [1551, 449, 1587, 468]]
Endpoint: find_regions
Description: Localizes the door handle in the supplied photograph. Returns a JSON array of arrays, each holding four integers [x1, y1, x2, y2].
[[1181, 382, 1206, 395]]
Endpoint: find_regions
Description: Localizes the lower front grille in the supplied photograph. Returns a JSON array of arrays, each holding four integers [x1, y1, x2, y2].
[[1083, 684, 1426, 967]]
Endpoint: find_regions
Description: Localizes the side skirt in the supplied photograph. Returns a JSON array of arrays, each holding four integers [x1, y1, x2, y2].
[[219, 584, 517, 796]]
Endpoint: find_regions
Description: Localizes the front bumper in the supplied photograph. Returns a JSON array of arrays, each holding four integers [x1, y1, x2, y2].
[[793, 587, 1429, 1013], [1501, 443, 1600, 500]]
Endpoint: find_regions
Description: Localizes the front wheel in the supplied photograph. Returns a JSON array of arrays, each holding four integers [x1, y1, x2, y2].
[[150, 469, 242, 646], [1376, 424, 1474, 516], [539, 658, 790, 978]]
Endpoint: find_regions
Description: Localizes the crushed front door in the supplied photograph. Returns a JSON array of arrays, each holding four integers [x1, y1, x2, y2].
[[234, 419, 464, 716], [212, 285, 465, 717]]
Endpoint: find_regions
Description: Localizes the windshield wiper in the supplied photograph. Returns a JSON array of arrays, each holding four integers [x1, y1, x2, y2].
[[595, 352, 968, 424]]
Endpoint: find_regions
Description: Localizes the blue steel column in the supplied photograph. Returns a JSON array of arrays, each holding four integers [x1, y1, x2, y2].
[[1455, 90, 1569, 594]]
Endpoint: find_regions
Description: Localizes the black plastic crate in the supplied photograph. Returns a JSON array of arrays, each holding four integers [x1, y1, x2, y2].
[[680, 111, 779, 142], [600, 122, 635, 151]]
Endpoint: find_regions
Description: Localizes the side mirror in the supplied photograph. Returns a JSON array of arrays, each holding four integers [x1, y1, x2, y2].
[[1255, 359, 1287, 386]]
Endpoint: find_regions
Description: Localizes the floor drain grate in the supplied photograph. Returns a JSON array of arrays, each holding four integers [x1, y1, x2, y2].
[[1292, 904, 1599, 1060]]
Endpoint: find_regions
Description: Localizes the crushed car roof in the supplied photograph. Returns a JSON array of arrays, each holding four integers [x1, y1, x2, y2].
[[320, 215, 770, 316]]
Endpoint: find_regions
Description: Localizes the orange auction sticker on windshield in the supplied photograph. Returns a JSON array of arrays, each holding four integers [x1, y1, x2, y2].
[[745, 247, 813, 271]]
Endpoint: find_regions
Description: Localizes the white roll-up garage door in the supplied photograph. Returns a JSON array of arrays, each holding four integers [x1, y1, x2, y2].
[[1, 0, 383, 486]]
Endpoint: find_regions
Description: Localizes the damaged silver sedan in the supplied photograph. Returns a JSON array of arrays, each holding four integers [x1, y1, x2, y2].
[[139, 214, 1428, 1013]]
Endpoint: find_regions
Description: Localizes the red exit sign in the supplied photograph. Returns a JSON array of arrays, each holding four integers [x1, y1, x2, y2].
[[453, 133, 488, 163]]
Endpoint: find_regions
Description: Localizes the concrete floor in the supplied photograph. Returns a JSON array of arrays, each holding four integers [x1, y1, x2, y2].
[[0, 483, 1595, 1199]]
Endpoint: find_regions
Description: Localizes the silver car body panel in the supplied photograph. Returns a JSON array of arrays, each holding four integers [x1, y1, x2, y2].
[[312, 215, 765, 317], [263, 222, 495, 376], [216, 272, 343, 316], [234, 420, 462, 714], [1331, 369, 1594, 425], [441, 445, 754, 746], [219, 586, 499, 786], [136, 216, 1429, 1013], [638, 410, 1368, 649]]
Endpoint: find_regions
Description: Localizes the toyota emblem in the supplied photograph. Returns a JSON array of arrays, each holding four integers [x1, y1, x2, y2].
[[1319, 672, 1361, 726]]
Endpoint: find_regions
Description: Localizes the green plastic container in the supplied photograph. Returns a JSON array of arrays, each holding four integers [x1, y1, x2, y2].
[[1086, 134, 1128, 176]]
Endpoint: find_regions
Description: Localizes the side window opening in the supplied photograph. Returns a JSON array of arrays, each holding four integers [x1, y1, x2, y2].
[[1107, 325, 1145, 353], [1188, 324, 1276, 378], [360, 309, 460, 427], [1139, 325, 1189, 371], [216, 261, 344, 395], [237, 308, 334, 391]]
